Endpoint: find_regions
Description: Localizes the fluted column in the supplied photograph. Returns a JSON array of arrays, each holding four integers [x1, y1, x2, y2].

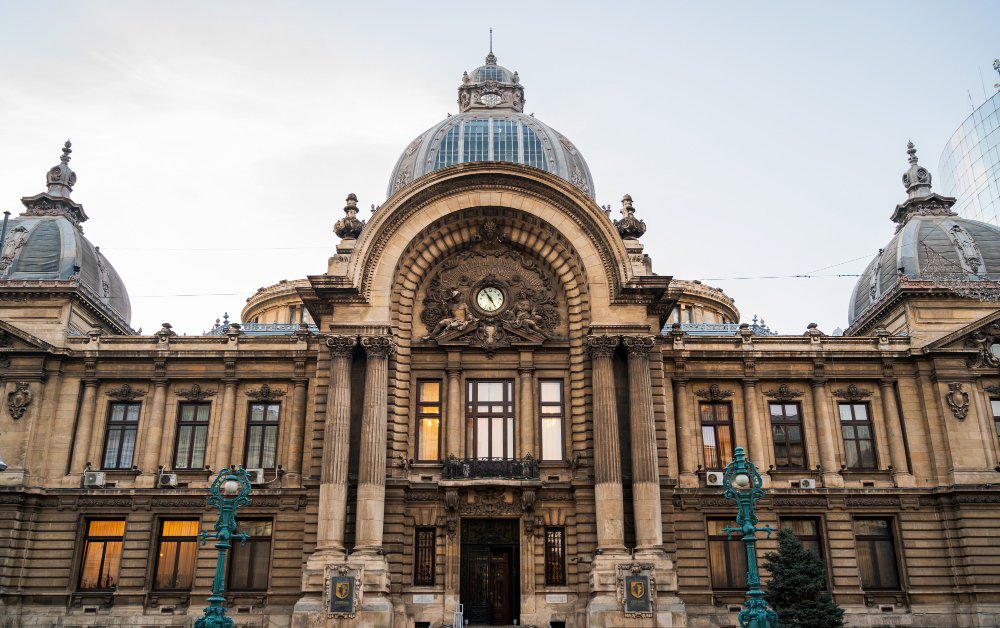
[[317, 336, 355, 553], [286, 377, 308, 478], [143, 379, 168, 472], [445, 364, 462, 458], [354, 335, 394, 554], [742, 379, 766, 470], [585, 335, 626, 553], [71, 380, 99, 471], [879, 379, 911, 478], [214, 379, 238, 469], [518, 364, 535, 458], [811, 380, 842, 486], [623, 336, 663, 553]]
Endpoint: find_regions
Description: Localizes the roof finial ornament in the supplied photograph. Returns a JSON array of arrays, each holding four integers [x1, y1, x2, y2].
[[61, 139, 72, 164], [485, 28, 497, 65], [42, 138, 78, 199], [333, 192, 365, 239], [614, 194, 646, 239], [906, 140, 918, 165], [901, 140, 932, 200]]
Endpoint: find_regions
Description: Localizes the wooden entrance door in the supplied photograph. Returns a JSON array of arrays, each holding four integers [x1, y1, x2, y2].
[[460, 519, 519, 625]]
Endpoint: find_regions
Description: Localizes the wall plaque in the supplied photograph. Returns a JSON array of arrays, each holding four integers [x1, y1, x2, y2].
[[545, 593, 568, 604], [323, 565, 361, 618], [616, 562, 656, 619], [412, 594, 435, 604], [624, 575, 652, 614]]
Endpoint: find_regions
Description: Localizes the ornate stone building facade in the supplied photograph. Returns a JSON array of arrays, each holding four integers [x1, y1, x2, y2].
[[2, 52, 1000, 628]]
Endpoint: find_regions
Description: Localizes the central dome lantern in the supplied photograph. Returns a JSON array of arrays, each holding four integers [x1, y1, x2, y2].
[[386, 50, 596, 199]]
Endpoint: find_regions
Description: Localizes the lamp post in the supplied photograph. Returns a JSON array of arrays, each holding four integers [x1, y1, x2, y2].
[[195, 466, 252, 628], [722, 447, 778, 628]]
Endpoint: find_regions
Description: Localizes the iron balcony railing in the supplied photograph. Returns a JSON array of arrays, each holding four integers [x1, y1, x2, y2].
[[442, 454, 539, 480]]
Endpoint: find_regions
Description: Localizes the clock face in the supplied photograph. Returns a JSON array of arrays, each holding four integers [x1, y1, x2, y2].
[[476, 286, 504, 312], [479, 93, 503, 106]]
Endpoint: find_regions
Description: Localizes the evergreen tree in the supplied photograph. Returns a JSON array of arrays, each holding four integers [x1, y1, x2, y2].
[[762, 527, 845, 628]]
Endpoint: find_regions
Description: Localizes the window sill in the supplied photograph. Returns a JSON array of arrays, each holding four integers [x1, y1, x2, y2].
[[840, 469, 892, 480], [99, 469, 142, 478]]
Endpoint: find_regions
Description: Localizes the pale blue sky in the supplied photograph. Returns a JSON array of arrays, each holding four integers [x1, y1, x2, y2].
[[1, 1, 998, 334]]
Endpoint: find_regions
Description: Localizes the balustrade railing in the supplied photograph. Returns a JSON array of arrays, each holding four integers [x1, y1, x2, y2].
[[442, 455, 539, 480]]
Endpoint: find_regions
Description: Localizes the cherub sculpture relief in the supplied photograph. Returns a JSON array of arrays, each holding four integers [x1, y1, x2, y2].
[[422, 290, 476, 340], [509, 295, 548, 338]]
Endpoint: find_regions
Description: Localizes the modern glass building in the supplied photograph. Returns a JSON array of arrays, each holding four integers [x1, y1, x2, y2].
[[938, 85, 1000, 226]]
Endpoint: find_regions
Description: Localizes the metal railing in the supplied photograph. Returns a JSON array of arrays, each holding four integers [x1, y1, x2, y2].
[[442, 455, 539, 480]]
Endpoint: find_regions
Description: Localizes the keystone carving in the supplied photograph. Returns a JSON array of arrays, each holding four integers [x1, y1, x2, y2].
[[247, 384, 286, 401], [694, 384, 734, 402], [763, 384, 804, 402], [106, 383, 146, 401], [175, 384, 217, 401], [832, 384, 872, 402]]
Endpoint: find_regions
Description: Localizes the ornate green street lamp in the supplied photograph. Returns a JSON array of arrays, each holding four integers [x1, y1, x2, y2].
[[722, 447, 778, 628], [195, 466, 252, 628]]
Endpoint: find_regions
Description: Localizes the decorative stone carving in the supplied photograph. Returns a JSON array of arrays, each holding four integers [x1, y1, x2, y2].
[[694, 384, 734, 402], [763, 384, 804, 402], [360, 335, 394, 358], [622, 335, 655, 357], [944, 383, 970, 420], [616, 562, 656, 619], [246, 384, 286, 401], [323, 564, 362, 619], [985, 384, 1000, 396], [325, 335, 357, 355], [459, 488, 522, 516], [966, 323, 1000, 368], [0, 225, 29, 277], [614, 194, 646, 239], [7, 382, 32, 419], [106, 383, 146, 401], [176, 384, 216, 401], [832, 384, 872, 402], [585, 334, 618, 358], [333, 193, 365, 239], [422, 291, 477, 340]]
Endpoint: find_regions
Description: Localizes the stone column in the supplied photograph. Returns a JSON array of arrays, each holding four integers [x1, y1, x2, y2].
[[142, 379, 168, 473], [674, 375, 697, 484], [214, 379, 238, 469], [518, 363, 535, 458], [623, 336, 663, 554], [285, 377, 308, 479], [71, 380, 99, 471], [742, 379, 766, 470], [585, 335, 626, 554], [354, 335, 394, 554], [317, 336, 355, 554], [445, 364, 462, 458], [812, 380, 843, 487], [879, 379, 912, 483]]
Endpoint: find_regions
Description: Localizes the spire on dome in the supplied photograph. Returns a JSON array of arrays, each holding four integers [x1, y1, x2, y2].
[[902, 141, 932, 200], [46, 140, 77, 199], [890, 140, 957, 229], [486, 28, 496, 65], [19, 139, 88, 230]]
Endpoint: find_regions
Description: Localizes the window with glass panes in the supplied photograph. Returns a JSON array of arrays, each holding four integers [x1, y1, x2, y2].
[[413, 527, 436, 586], [539, 380, 564, 461], [770, 402, 806, 469], [78, 520, 125, 590], [700, 402, 734, 469], [102, 402, 141, 469], [466, 381, 515, 459], [780, 517, 827, 586], [708, 519, 747, 590], [245, 402, 280, 469], [854, 518, 901, 590], [228, 520, 272, 591], [416, 381, 441, 462], [153, 520, 199, 590], [992, 398, 1000, 447], [174, 403, 210, 469], [544, 527, 567, 585], [839, 403, 877, 469]]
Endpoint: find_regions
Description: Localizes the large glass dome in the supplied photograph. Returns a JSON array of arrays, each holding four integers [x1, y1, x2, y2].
[[386, 52, 595, 199]]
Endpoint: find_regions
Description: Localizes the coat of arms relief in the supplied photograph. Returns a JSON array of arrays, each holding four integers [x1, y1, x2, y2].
[[419, 222, 563, 356]]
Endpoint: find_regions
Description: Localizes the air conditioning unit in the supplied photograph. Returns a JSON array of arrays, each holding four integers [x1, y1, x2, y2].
[[158, 473, 178, 488], [247, 468, 266, 485], [83, 471, 106, 488], [705, 471, 724, 487], [798, 478, 817, 489]]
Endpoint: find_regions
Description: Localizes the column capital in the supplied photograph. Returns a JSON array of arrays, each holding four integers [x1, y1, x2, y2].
[[517, 366, 535, 375], [622, 335, 655, 358], [361, 335, 395, 357], [325, 335, 357, 356], [585, 334, 618, 358], [445, 365, 462, 377]]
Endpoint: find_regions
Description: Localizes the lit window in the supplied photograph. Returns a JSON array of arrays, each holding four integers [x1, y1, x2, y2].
[[416, 381, 441, 462], [539, 380, 564, 461], [708, 519, 747, 590], [79, 520, 125, 590], [154, 520, 199, 590], [228, 520, 272, 591], [544, 527, 566, 585], [700, 402, 734, 469], [854, 518, 900, 590], [770, 403, 806, 469], [246, 402, 280, 469], [413, 527, 436, 586], [102, 402, 140, 470], [174, 403, 210, 470], [466, 381, 515, 459], [839, 403, 877, 469]]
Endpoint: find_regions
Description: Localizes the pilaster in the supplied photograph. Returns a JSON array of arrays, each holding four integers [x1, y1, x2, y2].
[[585, 334, 626, 554]]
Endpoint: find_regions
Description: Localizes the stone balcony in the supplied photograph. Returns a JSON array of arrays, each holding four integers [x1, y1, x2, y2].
[[441, 455, 540, 484]]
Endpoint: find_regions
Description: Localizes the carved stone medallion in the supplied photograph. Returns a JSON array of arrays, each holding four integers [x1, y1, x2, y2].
[[832, 384, 872, 402], [7, 382, 32, 419], [944, 382, 969, 420]]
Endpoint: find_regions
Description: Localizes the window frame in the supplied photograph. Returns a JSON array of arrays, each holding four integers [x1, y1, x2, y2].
[[174, 402, 211, 470], [413, 526, 436, 586], [838, 402, 878, 470], [778, 516, 828, 587], [78, 519, 126, 591], [853, 517, 902, 591], [415, 380, 442, 463], [465, 379, 516, 460], [244, 401, 281, 470], [544, 527, 567, 586], [538, 379, 565, 462], [152, 519, 200, 591], [700, 402, 735, 470], [769, 402, 807, 469], [227, 519, 273, 592], [102, 402, 141, 470], [990, 397, 1000, 449], [707, 518, 747, 591]]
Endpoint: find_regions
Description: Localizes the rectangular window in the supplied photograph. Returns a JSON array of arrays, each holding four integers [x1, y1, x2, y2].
[[991, 399, 1000, 447], [79, 520, 125, 590], [154, 520, 199, 590], [245, 402, 280, 469], [416, 381, 441, 462], [539, 380, 564, 461], [174, 403, 210, 470], [102, 402, 141, 469], [700, 402, 734, 469], [544, 527, 567, 585], [839, 403, 877, 469], [228, 520, 272, 591], [770, 403, 806, 469], [413, 527, 436, 586], [854, 518, 900, 590], [780, 517, 826, 586], [466, 380, 515, 459], [708, 519, 747, 590]]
